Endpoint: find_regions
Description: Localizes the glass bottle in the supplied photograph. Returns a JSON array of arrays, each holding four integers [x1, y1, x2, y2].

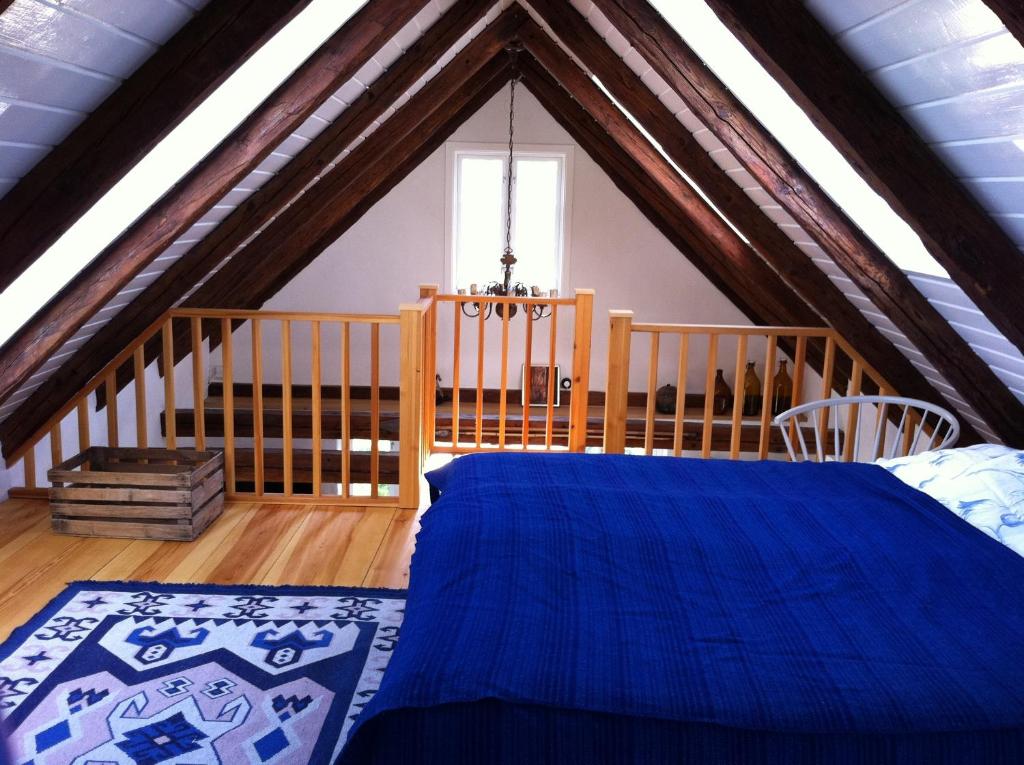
[[742, 362, 761, 416], [772, 360, 793, 415], [713, 369, 731, 415]]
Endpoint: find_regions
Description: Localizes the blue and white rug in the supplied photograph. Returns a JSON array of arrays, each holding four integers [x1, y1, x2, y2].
[[0, 581, 405, 764]]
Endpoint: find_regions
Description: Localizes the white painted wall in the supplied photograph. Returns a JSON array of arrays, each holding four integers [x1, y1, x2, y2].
[[222, 88, 753, 396]]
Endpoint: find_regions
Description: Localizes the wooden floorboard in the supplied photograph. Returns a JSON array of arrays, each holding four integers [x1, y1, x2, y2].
[[0, 498, 420, 642]]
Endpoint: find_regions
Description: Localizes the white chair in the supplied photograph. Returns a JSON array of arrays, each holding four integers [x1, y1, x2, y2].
[[773, 395, 960, 463]]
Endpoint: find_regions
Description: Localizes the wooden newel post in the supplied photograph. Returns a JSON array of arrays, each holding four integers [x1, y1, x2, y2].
[[418, 284, 439, 457], [604, 310, 633, 454], [569, 289, 595, 452], [399, 303, 426, 510]]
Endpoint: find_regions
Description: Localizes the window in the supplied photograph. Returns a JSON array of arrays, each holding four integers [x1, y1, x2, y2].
[[447, 144, 571, 293]]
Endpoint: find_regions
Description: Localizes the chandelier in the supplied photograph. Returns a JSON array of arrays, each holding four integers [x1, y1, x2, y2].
[[461, 45, 553, 321]]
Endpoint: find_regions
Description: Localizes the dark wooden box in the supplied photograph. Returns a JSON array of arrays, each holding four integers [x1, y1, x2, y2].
[[47, 447, 224, 541]]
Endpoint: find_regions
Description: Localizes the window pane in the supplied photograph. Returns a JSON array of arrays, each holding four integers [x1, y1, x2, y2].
[[455, 156, 504, 289], [512, 158, 561, 291]]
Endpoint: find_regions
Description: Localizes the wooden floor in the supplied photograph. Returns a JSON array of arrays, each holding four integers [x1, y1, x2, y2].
[[0, 497, 420, 642]]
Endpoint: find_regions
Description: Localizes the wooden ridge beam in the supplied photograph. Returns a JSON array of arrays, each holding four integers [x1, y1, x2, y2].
[[516, 25, 816, 329], [0, 0, 498, 456], [704, 0, 1024, 360], [591, 0, 1024, 445], [0, 0, 313, 293], [0, 0, 432, 413], [525, 0, 961, 433], [985, 1, 1024, 47]]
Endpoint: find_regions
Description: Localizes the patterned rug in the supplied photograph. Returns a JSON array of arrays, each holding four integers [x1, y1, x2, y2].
[[0, 581, 405, 764]]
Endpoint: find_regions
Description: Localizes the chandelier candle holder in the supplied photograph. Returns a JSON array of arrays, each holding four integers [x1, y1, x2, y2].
[[460, 44, 554, 322]]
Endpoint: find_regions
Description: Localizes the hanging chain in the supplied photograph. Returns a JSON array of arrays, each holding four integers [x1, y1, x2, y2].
[[502, 75, 517, 265]]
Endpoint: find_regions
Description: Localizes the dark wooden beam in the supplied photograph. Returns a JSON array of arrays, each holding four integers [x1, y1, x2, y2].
[[186, 21, 525, 310], [0, 0, 498, 455], [0, 0, 313, 293], [592, 0, 1024, 445], [704, 0, 1024, 362], [985, 1, 1024, 47], [517, 23, 815, 331], [526, 0, 961, 435], [0, 0, 431, 412]]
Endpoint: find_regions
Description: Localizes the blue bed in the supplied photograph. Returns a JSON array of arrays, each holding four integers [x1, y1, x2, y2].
[[338, 453, 1024, 764]]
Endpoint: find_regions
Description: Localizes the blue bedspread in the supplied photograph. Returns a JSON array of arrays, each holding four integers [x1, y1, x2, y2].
[[339, 454, 1024, 764]]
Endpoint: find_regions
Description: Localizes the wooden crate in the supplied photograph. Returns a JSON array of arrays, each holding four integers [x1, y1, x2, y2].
[[47, 447, 225, 541]]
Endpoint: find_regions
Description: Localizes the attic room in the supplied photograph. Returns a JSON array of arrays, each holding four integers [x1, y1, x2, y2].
[[1, 0, 1023, 762]]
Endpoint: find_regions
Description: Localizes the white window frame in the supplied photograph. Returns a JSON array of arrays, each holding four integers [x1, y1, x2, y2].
[[444, 141, 574, 294]]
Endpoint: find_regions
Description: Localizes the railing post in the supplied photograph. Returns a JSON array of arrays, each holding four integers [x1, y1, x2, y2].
[[418, 284, 439, 459], [569, 289, 595, 452], [399, 302, 426, 510], [603, 309, 633, 454]]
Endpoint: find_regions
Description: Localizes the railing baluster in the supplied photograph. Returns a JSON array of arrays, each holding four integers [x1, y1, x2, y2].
[[644, 332, 660, 455], [281, 319, 293, 496], [523, 308, 533, 449], [673, 333, 689, 457], [546, 304, 558, 448], [77, 398, 90, 453], [701, 334, 718, 458], [162, 319, 175, 448], [106, 370, 119, 447], [190, 317, 205, 451], [499, 306, 510, 448], [788, 336, 807, 458], [370, 323, 380, 497], [311, 320, 322, 497], [251, 319, 265, 495], [729, 334, 748, 459], [221, 318, 235, 494], [341, 322, 351, 498], [451, 304, 461, 449], [23, 447, 36, 490], [476, 310, 485, 448], [842, 361, 863, 462], [817, 335, 836, 457], [133, 346, 147, 448], [50, 423, 62, 470], [757, 336, 777, 459], [568, 289, 594, 452]]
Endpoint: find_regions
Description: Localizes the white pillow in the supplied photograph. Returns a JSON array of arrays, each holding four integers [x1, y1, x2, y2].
[[878, 445, 1024, 557]]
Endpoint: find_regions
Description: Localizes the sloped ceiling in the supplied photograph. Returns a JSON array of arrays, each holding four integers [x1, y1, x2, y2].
[[0, 0, 1023, 459], [0, 0, 209, 199]]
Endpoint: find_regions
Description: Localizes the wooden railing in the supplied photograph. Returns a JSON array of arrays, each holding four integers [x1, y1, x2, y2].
[[9, 306, 426, 510], [603, 312, 894, 459], [422, 288, 594, 454], [7, 290, 911, 510]]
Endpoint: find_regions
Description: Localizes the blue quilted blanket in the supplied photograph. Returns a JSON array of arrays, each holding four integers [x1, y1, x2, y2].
[[339, 454, 1024, 764]]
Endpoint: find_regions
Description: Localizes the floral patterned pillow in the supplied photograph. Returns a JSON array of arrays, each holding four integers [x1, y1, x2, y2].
[[878, 445, 1024, 557]]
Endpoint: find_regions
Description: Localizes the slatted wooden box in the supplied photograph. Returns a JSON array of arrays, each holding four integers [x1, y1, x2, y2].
[[47, 447, 224, 541]]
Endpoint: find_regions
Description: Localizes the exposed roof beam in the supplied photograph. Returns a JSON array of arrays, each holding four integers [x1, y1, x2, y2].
[[985, 1, 1024, 47], [0, 0, 498, 459], [0, 0, 313, 293], [704, 0, 1024, 361], [591, 0, 1024, 445], [517, 22, 815, 330], [185, 21, 526, 310], [0, 0, 432, 413], [525, 0, 963, 433]]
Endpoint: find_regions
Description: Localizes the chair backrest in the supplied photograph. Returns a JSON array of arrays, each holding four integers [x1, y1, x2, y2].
[[773, 395, 960, 463]]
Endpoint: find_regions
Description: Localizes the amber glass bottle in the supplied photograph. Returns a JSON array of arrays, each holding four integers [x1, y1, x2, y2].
[[742, 362, 762, 416], [772, 360, 793, 415], [713, 369, 731, 415]]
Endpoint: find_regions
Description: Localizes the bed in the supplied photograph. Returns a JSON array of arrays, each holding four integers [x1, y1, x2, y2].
[[338, 450, 1024, 764]]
